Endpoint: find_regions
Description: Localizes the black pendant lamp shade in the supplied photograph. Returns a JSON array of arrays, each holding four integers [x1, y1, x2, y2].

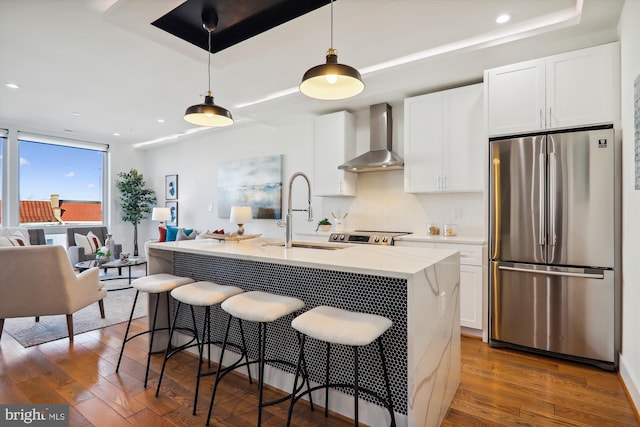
[[300, 1, 364, 100], [184, 9, 233, 127]]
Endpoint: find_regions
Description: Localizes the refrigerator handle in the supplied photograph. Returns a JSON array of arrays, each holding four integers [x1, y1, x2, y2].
[[539, 153, 546, 247], [498, 265, 604, 279], [549, 152, 557, 246]]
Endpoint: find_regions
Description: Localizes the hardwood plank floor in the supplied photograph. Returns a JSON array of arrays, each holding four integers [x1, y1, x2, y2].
[[0, 318, 637, 426]]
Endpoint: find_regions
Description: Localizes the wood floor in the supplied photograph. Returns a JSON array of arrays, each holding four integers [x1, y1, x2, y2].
[[0, 318, 637, 427]]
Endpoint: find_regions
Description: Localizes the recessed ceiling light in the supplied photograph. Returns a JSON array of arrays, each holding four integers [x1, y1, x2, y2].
[[157, 118, 165, 123], [496, 14, 511, 24], [113, 132, 121, 136], [71, 112, 81, 116], [5, 83, 20, 89]]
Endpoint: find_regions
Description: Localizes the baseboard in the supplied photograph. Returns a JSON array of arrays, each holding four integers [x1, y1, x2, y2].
[[619, 354, 640, 423]]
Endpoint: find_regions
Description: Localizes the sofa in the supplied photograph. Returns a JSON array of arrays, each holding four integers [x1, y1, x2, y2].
[[0, 245, 107, 342], [66, 226, 122, 266], [0, 227, 46, 246]]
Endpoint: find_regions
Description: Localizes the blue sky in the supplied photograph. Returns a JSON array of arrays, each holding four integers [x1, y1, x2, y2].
[[18, 141, 103, 201]]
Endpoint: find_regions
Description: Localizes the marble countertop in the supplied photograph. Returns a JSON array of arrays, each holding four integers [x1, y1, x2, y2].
[[147, 237, 458, 278]]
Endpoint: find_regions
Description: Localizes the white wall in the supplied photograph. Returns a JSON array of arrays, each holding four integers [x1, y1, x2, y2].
[[125, 105, 485, 245], [618, 0, 640, 412]]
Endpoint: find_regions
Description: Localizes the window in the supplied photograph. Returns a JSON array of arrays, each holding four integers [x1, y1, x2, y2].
[[18, 135, 106, 226]]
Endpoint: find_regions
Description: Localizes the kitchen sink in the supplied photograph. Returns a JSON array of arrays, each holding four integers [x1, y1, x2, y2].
[[265, 241, 347, 250]]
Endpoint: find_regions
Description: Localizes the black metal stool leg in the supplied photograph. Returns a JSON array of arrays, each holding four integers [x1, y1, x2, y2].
[[353, 346, 359, 427], [155, 300, 182, 397], [286, 333, 306, 427], [206, 314, 232, 426], [325, 342, 331, 417], [377, 337, 396, 426], [143, 293, 163, 388], [257, 322, 267, 426], [116, 290, 140, 372], [193, 305, 210, 415], [238, 319, 253, 383]]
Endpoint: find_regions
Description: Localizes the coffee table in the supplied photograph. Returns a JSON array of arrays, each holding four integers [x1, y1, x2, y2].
[[75, 258, 147, 291]]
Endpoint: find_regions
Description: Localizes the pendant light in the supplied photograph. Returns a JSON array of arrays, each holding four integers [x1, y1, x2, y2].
[[184, 9, 233, 127], [299, 0, 364, 100]]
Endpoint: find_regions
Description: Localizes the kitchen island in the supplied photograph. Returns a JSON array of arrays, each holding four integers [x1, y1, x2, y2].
[[146, 238, 460, 427]]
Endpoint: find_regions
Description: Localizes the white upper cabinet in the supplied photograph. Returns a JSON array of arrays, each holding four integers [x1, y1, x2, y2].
[[486, 42, 619, 136], [313, 111, 357, 196], [404, 83, 484, 193]]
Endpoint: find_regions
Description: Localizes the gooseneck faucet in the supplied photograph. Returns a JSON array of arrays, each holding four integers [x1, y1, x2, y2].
[[278, 172, 313, 248]]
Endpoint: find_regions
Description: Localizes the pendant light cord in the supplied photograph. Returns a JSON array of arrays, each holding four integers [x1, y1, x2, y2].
[[207, 28, 212, 94], [330, 0, 334, 49]]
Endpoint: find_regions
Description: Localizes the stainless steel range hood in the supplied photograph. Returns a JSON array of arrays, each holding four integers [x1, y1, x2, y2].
[[338, 103, 404, 173]]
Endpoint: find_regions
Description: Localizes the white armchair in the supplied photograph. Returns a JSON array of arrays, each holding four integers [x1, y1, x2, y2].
[[0, 245, 107, 342]]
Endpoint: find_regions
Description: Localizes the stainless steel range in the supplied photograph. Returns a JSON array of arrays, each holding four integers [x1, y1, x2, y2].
[[328, 230, 411, 246]]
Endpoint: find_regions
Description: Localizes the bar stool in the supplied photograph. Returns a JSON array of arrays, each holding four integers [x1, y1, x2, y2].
[[116, 273, 194, 387], [206, 290, 312, 426], [286, 305, 396, 427], [155, 281, 252, 415]]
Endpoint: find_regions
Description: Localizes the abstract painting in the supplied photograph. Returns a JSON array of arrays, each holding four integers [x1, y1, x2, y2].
[[218, 155, 282, 219], [165, 201, 178, 226], [165, 174, 178, 200]]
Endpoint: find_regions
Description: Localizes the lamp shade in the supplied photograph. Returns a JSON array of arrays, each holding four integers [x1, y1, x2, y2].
[[184, 93, 234, 127], [229, 206, 252, 224], [300, 49, 364, 100], [151, 207, 172, 221]]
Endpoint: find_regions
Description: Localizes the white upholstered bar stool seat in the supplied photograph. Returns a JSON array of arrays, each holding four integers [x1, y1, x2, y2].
[[221, 290, 305, 322], [206, 291, 307, 426], [116, 273, 194, 388], [287, 305, 396, 427], [156, 281, 246, 415], [291, 305, 392, 346]]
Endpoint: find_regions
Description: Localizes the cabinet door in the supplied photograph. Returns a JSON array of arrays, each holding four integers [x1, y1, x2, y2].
[[487, 59, 545, 136], [442, 84, 484, 192], [546, 43, 618, 129], [404, 92, 444, 192], [459, 265, 483, 329], [313, 111, 357, 196]]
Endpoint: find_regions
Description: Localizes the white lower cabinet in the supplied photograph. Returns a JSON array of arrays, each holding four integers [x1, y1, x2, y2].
[[396, 240, 485, 332]]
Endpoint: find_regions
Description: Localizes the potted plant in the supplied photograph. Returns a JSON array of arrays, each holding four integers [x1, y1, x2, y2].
[[316, 218, 332, 232], [116, 169, 157, 256]]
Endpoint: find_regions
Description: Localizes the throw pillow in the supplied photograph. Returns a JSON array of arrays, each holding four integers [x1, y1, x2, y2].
[[176, 228, 197, 241], [166, 225, 179, 242], [75, 231, 101, 254], [0, 236, 14, 247], [158, 226, 167, 242], [9, 231, 30, 246]]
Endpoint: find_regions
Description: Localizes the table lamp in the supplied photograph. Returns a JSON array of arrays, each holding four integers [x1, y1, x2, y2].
[[230, 206, 252, 235], [152, 207, 172, 227]]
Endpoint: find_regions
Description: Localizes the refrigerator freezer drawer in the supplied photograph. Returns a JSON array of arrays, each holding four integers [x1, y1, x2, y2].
[[490, 262, 615, 363]]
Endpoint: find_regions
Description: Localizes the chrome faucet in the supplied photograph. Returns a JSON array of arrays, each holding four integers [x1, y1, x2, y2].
[[277, 172, 313, 248]]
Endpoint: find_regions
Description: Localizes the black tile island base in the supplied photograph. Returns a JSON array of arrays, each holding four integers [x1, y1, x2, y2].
[[145, 239, 460, 427]]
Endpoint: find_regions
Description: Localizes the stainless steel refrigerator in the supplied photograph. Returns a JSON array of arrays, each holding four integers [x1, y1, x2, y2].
[[489, 125, 620, 370]]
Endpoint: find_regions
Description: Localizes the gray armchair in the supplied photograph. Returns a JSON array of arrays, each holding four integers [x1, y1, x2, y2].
[[66, 226, 122, 267]]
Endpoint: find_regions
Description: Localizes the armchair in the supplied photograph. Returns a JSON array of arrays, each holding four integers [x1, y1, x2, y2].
[[0, 245, 107, 342], [66, 226, 122, 266]]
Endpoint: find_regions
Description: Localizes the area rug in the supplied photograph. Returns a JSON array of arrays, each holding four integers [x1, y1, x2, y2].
[[3, 280, 147, 348]]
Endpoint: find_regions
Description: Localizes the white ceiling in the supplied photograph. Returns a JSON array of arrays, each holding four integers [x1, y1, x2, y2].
[[0, 0, 624, 148]]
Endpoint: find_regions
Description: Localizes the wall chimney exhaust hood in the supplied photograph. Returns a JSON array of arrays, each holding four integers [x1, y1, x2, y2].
[[338, 103, 403, 173]]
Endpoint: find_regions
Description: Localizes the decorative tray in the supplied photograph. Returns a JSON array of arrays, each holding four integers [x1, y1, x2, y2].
[[202, 233, 262, 242]]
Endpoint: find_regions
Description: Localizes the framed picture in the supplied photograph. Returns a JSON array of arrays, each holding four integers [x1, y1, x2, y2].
[[217, 155, 282, 219], [165, 174, 178, 200], [165, 201, 178, 227]]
